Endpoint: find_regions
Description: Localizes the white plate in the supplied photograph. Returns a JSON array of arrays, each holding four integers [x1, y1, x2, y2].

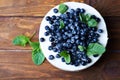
[[39, 2, 108, 71]]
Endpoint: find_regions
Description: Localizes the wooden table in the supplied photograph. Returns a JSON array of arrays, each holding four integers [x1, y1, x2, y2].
[[0, 0, 120, 80]]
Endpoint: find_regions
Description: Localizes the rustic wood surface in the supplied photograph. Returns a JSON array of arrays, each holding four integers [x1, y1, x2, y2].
[[0, 0, 120, 80]]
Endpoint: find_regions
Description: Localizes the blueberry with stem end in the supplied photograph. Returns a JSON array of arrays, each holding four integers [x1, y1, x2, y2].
[[49, 55, 55, 60]]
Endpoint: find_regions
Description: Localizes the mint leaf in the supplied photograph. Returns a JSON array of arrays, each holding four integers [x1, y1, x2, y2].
[[78, 45, 85, 51], [79, 13, 86, 22], [32, 48, 45, 65], [29, 42, 39, 51], [60, 51, 71, 63], [12, 33, 45, 66], [30, 42, 45, 65], [87, 43, 106, 56], [64, 54, 71, 63], [58, 4, 68, 14], [60, 20, 65, 29], [12, 35, 30, 46], [87, 19, 98, 27], [85, 14, 91, 21], [60, 50, 68, 57], [92, 43, 106, 54]]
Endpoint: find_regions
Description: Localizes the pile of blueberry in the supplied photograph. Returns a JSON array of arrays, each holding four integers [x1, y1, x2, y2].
[[40, 5, 103, 66]]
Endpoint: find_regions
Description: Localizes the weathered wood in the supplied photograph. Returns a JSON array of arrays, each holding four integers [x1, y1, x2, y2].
[[0, 0, 84, 17], [0, 17, 41, 50], [0, 50, 119, 80], [89, 0, 120, 16]]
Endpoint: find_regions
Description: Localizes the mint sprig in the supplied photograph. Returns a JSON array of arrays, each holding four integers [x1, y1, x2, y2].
[[58, 4, 68, 14], [60, 51, 71, 63], [87, 43, 106, 56], [12, 35, 30, 46], [12, 32, 45, 65], [79, 13, 98, 27]]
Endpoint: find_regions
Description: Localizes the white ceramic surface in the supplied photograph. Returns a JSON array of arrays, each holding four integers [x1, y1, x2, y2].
[[39, 2, 108, 71]]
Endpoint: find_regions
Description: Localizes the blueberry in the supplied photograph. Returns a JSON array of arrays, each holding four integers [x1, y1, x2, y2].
[[48, 46, 53, 50], [45, 25, 50, 30], [56, 54, 61, 58], [77, 53, 82, 58], [91, 15, 96, 19], [67, 39, 71, 43], [74, 61, 80, 66], [80, 8, 85, 13], [98, 29, 103, 33], [92, 38, 98, 43], [71, 38, 75, 43], [80, 36, 85, 40], [81, 61, 87, 66], [61, 58, 65, 62], [49, 20, 53, 24], [49, 37, 54, 42], [53, 48, 58, 52], [52, 15, 56, 20], [74, 35, 79, 39], [40, 37, 45, 42], [46, 16, 51, 21], [70, 9, 75, 14], [95, 33, 100, 38], [49, 55, 54, 60], [86, 58, 92, 63], [76, 40, 80, 45], [96, 17, 101, 22], [44, 32, 49, 36], [53, 8, 58, 13]]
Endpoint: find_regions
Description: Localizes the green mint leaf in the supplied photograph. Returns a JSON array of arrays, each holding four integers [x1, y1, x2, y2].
[[29, 42, 39, 51], [79, 14, 83, 21], [92, 43, 106, 54], [85, 14, 91, 21], [64, 54, 71, 63], [87, 19, 98, 27], [87, 43, 106, 56], [79, 13, 86, 23], [58, 4, 68, 14], [32, 48, 45, 65], [60, 50, 71, 63], [12, 35, 30, 46], [78, 45, 85, 51], [87, 43, 94, 49], [60, 50, 68, 57], [60, 20, 65, 29]]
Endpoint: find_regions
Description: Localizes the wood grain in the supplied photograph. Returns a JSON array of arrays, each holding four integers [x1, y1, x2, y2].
[[0, 0, 84, 17], [0, 17, 41, 50], [0, 50, 119, 80], [88, 0, 120, 16]]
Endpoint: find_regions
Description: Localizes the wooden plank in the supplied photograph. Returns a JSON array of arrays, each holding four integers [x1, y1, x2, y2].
[[0, 17, 41, 50], [0, 0, 84, 17], [89, 0, 120, 16], [0, 50, 119, 80], [0, 17, 120, 50]]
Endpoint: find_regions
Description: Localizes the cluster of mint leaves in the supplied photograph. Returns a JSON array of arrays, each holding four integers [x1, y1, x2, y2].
[[12, 32, 45, 65]]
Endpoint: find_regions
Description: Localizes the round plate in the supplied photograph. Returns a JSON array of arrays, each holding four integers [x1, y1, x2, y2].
[[39, 2, 108, 71]]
